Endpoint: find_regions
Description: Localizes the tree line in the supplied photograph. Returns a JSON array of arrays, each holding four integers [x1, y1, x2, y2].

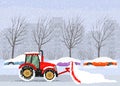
[[3, 16, 118, 59]]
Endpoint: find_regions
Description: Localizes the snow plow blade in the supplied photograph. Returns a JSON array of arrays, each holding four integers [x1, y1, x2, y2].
[[70, 61, 81, 84], [58, 61, 81, 84]]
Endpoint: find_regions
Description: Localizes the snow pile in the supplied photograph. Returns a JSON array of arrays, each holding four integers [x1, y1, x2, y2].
[[57, 57, 81, 62], [49, 57, 81, 66], [4, 54, 25, 63], [85, 57, 117, 63], [69, 62, 117, 84]]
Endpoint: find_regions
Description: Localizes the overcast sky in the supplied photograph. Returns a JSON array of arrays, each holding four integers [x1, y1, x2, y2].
[[0, 0, 120, 30]]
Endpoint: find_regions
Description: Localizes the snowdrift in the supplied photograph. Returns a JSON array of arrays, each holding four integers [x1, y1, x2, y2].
[[4, 54, 25, 65], [84, 57, 117, 63], [69, 61, 117, 84]]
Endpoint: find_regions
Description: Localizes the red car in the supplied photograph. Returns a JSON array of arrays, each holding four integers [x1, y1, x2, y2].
[[83, 57, 117, 66]]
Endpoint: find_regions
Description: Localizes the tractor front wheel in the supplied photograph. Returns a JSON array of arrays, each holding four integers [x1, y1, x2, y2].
[[44, 70, 56, 81], [19, 66, 35, 81]]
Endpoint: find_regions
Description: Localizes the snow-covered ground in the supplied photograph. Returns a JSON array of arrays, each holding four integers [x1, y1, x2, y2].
[[0, 75, 120, 86], [0, 58, 120, 84], [69, 62, 116, 84], [0, 59, 120, 75]]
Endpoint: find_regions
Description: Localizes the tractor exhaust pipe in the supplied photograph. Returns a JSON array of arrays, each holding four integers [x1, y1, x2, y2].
[[40, 50, 44, 62]]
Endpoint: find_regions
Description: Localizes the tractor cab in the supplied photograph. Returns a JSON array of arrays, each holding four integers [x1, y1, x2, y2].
[[25, 52, 40, 68]]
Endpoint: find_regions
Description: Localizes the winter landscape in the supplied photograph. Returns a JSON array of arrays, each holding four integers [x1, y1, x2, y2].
[[0, 58, 120, 86], [0, 0, 120, 86]]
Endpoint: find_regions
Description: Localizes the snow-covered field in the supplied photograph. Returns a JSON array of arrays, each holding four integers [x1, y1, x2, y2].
[[0, 58, 120, 85], [1, 58, 120, 75], [1, 58, 119, 75]]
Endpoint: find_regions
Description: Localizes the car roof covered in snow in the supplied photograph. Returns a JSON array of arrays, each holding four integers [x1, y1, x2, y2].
[[4, 54, 25, 63], [48, 57, 81, 64], [58, 57, 81, 62], [85, 57, 117, 62]]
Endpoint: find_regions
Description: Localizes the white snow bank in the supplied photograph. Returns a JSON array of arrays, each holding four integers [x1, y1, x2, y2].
[[85, 57, 117, 63], [49, 57, 81, 64], [69, 62, 117, 84]]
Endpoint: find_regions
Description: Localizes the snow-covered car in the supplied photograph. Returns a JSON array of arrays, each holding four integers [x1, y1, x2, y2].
[[83, 57, 117, 66], [49, 57, 81, 66], [4, 54, 25, 65]]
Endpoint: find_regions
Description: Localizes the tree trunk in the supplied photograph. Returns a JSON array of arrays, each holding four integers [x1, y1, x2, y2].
[[69, 48, 72, 57], [98, 47, 101, 58], [11, 46, 15, 59]]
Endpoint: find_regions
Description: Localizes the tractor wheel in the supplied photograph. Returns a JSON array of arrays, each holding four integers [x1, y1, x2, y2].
[[44, 70, 56, 81], [19, 66, 35, 81]]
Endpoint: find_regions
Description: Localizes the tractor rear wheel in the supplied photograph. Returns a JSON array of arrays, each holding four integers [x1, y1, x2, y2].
[[19, 66, 35, 81], [44, 70, 56, 81]]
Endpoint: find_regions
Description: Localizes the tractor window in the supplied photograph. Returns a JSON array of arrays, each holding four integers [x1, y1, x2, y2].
[[32, 55, 39, 68], [26, 55, 32, 63]]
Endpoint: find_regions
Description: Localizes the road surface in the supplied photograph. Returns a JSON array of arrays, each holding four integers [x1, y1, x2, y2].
[[0, 75, 120, 86]]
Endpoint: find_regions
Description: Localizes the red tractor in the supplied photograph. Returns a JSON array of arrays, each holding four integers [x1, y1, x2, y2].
[[19, 50, 58, 81]]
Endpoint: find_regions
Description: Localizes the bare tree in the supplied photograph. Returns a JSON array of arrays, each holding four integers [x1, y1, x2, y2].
[[33, 18, 53, 53], [91, 17, 116, 57], [6, 17, 27, 59], [62, 18, 84, 57]]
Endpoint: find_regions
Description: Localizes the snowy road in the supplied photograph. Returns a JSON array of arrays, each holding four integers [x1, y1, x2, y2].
[[1, 59, 120, 86], [0, 75, 120, 86]]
